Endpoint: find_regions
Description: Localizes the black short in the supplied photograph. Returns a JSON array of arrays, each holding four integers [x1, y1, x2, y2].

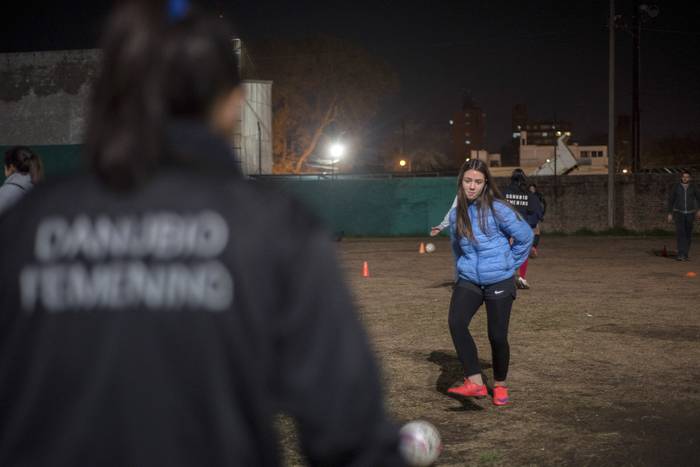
[[455, 276, 516, 301]]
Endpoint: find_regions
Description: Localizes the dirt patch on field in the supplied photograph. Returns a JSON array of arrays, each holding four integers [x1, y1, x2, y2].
[[280, 236, 700, 466]]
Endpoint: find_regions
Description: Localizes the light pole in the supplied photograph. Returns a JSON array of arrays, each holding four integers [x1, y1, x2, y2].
[[608, 0, 616, 228]]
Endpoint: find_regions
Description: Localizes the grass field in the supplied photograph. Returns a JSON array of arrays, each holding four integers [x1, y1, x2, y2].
[[280, 236, 700, 466]]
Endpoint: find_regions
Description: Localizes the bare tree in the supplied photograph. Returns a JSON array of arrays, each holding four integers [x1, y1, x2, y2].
[[246, 37, 398, 173]]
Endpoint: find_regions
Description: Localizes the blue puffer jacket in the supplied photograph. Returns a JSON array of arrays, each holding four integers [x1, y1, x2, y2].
[[449, 199, 533, 285]]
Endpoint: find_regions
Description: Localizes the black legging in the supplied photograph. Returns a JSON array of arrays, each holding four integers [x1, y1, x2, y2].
[[448, 278, 514, 382]]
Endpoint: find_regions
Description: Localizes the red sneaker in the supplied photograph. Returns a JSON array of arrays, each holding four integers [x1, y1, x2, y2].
[[492, 386, 510, 406], [447, 379, 488, 397]]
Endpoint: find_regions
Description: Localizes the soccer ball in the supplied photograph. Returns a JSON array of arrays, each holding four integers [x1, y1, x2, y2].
[[399, 420, 442, 466], [425, 243, 436, 253]]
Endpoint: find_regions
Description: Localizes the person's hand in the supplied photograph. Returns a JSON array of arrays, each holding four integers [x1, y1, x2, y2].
[[430, 226, 441, 237], [667, 213, 673, 223]]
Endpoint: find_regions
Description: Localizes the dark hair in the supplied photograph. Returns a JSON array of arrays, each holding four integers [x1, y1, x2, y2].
[[85, 1, 241, 190], [511, 168, 528, 191], [681, 170, 691, 177], [455, 159, 507, 241], [4, 146, 44, 184]]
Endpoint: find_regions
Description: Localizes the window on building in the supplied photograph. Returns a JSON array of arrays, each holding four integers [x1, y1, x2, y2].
[[542, 132, 548, 137], [581, 151, 589, 158], [465, 132, 471, 137]]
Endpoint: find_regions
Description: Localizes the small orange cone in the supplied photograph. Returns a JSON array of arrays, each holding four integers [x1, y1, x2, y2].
[[362, 261, 370, 278], [686, 271, 697, 278], [419, 242, 426, 254]]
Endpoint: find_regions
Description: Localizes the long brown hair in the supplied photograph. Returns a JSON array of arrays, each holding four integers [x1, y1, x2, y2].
[[455, 159, 506, 241], [84, 1, 241, 190]]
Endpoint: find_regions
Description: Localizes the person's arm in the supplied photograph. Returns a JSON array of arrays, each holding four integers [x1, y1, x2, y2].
[[0, 185, 24, 217], [497, 202, 533, 270], [667, 184, 677, 222], [525, 193, 543, 227], [430, 195, 457, 236], [275, 227, 404, 466]]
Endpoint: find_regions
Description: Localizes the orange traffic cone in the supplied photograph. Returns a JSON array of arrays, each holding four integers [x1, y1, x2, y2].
[[419, 242, 426, 254], [362, 261, 370, 278], [686, 271, 697, 278]]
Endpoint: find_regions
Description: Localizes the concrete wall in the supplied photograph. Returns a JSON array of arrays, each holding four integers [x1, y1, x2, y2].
[[0, 49, 273, 176], [0, 50, 98, 145], [531, 173, 680, 233]]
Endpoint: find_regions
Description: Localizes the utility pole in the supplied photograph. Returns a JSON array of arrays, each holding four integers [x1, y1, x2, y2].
[[257, 120, 262, 175], [608, 0, 616, 228], [632, 0, 641, 172]]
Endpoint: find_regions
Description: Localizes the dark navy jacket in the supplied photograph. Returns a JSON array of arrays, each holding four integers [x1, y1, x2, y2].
[[0, 122, 403, 467]]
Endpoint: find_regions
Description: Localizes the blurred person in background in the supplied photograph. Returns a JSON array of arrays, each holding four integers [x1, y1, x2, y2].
[[502, 169, 542, 289], [0, 145, 43, 215], [0, 1, 404, 466]]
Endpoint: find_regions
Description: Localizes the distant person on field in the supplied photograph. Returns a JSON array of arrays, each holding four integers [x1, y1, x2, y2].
[[0, 146, 43, 215], [667, 170, 700, 261], [502, 168, 542, 289], [528, 183, 546, 257], [446, 159, 532, 406], [0, 1, 405, 466]]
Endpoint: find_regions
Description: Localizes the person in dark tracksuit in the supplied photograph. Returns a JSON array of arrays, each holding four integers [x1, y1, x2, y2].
[[502, 169, 542, 289], [446, 160, 533, 407], [667, 170, 700, 261], [0, 2, 404, 466], [528, 183, 546, 258]]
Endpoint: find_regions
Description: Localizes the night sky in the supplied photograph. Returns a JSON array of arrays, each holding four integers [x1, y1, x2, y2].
[[2, 0, 699, 153]]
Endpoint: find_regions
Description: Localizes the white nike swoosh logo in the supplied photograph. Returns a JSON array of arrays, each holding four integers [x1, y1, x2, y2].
[[494, 290, 504, 294]]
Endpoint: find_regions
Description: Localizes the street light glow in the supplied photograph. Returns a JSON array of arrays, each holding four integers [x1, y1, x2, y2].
[[399, 159, 406, 167], [622, 169, 628, 174], [329, 142, 346, 162]]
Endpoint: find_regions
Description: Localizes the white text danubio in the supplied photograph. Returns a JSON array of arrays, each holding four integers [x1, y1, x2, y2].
[[20, 211, 234, 312]]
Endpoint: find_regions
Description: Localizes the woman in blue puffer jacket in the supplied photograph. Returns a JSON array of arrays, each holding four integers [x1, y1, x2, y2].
[[446, 159, 533, 406]]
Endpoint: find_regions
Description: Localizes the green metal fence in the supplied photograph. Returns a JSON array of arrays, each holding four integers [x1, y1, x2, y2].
[[0, 145, 458, 236], [261, 177, 457, 236]]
